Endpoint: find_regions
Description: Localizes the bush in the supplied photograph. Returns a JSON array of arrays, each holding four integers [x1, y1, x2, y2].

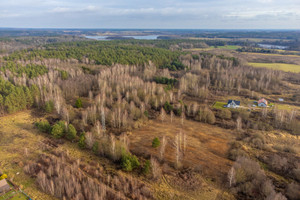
[[228, 148, 248, 161], [144, 110, 149, 118], [152, 137, 160, 148], [293, 168, 300, 182], [121, 150, 140, 172], [51, 121, 66, 138], [164, 101, 173, 113], [44, 101, 54, 113], [75, 98, 82, 108], [78, 133, 86, 149], [218, 109, 232, 120], [60, 70, 69, 80], [286, 183, 300, 200], [66, 124, 77, 140], [230, 157, 284, 199], [143, 160, 151, 175], [92, 141, 99, 154], [35, 120, 51, 133]]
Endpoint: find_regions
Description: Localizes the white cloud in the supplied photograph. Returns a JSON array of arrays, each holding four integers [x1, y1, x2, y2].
[[0, 0, 299, 28]]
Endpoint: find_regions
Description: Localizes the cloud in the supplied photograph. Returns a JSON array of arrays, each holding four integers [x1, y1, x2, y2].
[[0, 0, 299, 29]]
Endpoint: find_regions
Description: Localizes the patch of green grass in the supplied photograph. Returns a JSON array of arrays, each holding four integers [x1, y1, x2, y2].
[[210, 45, 241, 50], [248, 62, 300, 73], [276, 104, 300, 111], [213, 102, 227, 109], [0, 190, 28, 200]]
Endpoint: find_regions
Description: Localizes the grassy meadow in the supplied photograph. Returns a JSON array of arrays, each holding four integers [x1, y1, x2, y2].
[[248, 62, 300, 73]]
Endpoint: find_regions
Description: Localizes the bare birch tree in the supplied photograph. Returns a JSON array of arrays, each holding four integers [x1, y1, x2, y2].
[[228, 166, 236, 187], [159, 135, 167, 161], [160, 107, 166, 123]]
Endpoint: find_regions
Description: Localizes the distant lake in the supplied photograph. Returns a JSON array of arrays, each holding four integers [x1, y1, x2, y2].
[[258, 44, 288, 50], [85, 35, 160, 40]]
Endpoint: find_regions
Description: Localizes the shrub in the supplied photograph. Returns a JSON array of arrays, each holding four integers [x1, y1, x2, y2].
[[78, 133, 86, 149], [44, 101, 54, 113], [92, 141, 99, 154], [164, 101, 173, 113], [144, 110, 149, 118], [286, 183, 300, 200], [60, 70, 69, 80], [230, 156, 283, 199], [218, 109, 232, 120], [228, 148, 248, 161], [121, 150, 140, 172], [51, 121, 66, 138], [152, 137, 160, 148], [143, 160, 151, 175], [293, 168, 300, 182], [35, 120, 51, 133], [66, 124, 77, 140], [75, 98, 82, 108]]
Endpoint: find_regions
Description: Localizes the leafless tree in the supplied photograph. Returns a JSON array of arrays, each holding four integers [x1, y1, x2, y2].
[[159, 136, 167, 161], [170, 111, 174, 123], [236, 116, 242, 132], [85, 132, 94, 149], [160, 107, 166, 123], [228, 166, 236, 187], [174, 132, 181, 169], [150, 157, 161, 180]]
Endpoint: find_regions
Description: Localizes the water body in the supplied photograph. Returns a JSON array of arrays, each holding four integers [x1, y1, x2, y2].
[[85, 35, 160, 40], [258, 44, 288, 50]]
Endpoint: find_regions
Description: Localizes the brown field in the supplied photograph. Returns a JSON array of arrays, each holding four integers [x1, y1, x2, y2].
[[0, 111, 236, 200], [0, 111, 57, 200], [129, 115, 235, 180]]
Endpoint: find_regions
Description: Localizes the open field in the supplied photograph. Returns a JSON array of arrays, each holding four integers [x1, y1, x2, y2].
[[188, 45, 240, 51], [129, 115, 235, 179], [248, 62, 300, 73], [0, 112, 57, 200], [241, 52, 300, 58], [0, 111, 235, 200], [210, 45, 241, 50], [213, 101, 227, 109]]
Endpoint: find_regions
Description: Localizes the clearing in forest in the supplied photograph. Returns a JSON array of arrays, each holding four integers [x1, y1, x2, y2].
[[129, 115, 235, 179]]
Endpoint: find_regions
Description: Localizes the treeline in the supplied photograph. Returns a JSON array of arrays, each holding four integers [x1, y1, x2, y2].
[[237, 47, 300, 55], [4, 41, 182, 66], [0, 62, 48, 78], [0, 78, 40, 113]]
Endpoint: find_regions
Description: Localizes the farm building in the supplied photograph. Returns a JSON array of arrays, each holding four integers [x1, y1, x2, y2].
[[258, 98, 268, 107], [0, 179, 10, 193], [226, 100, 240, 108]]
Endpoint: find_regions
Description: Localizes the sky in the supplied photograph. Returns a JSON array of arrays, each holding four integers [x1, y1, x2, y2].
[[0, 0, 299, 29]]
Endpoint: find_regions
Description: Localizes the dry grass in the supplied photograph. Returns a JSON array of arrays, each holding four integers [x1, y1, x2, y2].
[[0, 111, 57, 200], [0, 111, 236, 200], [265, 131, 300, 155], [129, 115, 235, 179]]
